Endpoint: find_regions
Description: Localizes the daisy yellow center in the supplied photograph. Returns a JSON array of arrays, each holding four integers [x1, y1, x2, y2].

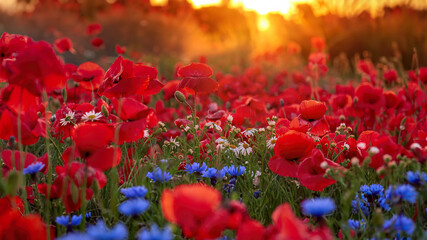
[[243, 143, 249, 148], [230, 144, 237, 149], [270, 139, 277, 144], [87, 115, 96, 119]]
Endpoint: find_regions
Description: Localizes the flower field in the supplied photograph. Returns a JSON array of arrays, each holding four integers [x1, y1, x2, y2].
[[0, 1, 427, 240]]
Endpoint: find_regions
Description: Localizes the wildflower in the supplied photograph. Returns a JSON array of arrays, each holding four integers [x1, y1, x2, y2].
[[23, 162, 45, 175], [357, 142, 366, 150], [253, 190, 260, 199], [147, 168, 172, 183], [301, 197, 336, 217], [227, 115, 233, 122], [185, 162, 207, 175], [205, 122, 222, 132], [348, 219, 365, 231], [252, 170, 261, 186], [242, 128, 257, 137], [352, 184, 390, 215], [216, 137, 229, 150], [86, 220, 128, 240], [119, 198, 150, 216], [383, 215, 415, 235], [299, 100, 327, 121], [56, 214, 83, 228], [385, 185, 418, 204], [238, 141, 253, 156], [223, 165, 246, 177], [406, 171, 427, 186], [137, 224, 173, 240], [177, 63, 218, 94], [202, 167, 225, 180], [228, 144, 241, 156], [161, 184, 222, 239], [169, 138, 180, 148], [60, 110, 75, 126], [266, 137, 277, 150], [81, 110, 102, 122], [120, 186, 148, 199]]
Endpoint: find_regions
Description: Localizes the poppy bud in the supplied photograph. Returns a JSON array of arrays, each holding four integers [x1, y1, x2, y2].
[[174, 91, 186, 104], [300, 100, 327, 121], [101, 105, 109, 118]]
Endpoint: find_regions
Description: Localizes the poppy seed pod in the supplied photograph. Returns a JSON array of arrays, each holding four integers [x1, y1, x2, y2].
[[174, 91, 186, 103], [300, 100, 327, 121]]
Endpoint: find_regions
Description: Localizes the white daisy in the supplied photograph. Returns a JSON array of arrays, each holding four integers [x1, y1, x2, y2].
[[81, 110, 102, 122], [144, 130, 150, 138], [242, 128, 257, 137], [205, 122, 222, 132], [60, 110, 75, 126], [266, 137, 277, 150], [169, 137, 180, 148], [238, 141, 253, 156], [228, 144, 240, 156]]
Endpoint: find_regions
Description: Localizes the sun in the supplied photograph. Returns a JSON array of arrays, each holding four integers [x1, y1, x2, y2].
[[257, 16, 270, 31], [231, 0, 293, 15]]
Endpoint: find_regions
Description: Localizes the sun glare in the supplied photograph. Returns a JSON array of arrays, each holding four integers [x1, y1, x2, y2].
[[232, 0, 293, 15], [257, 16, 270, 31]]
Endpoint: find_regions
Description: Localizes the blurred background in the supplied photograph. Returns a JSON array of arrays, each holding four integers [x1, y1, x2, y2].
[[1, 0, 427, 78]]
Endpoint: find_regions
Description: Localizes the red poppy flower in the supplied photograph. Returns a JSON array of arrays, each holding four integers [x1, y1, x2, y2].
[[311, 37, 326, 52], [71, 122, 121, 171], [115, 44, 126, 54], [354, 82, 385, 111], [1, 84, 40, 114], [419, 67, 427, 84], [177, 63, 218, 94], [6, 41, 66, 96], [87, 23, 102, 35], [297, 149, 341, 191], [267, 203, 310, 239], [269, 130, 314, 178], [0, 196, 24, 216], [300, 100, 327, 121], [0, 209, 47, 240], [383, 69, 397, 84], [236, 219, 265, 240], [0, 107, 46, 145], [72, 62, 105, 91], [91, 37, 104, 48], [1, 150, 48, 175], [161, 184, 222, 239], [38, 161, 104, 212], [54, 37, 75, 54], [98, 56, 163, 99]]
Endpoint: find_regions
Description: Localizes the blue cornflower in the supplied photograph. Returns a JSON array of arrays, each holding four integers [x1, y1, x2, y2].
[[253, 190, 260, 199], [23, 162, 45, 175], [56, 214, 83, 227], [185, 162, 207, 174], [57, 233, 93, 240], [118, 198, 149, 216], [223, 165, 246, 177], [301, 197, 336, 217], [351, 195, 370, 216], [406, 171, 427, 186], [86, 212, 92, 220], [383, 215, 415, 235], [348, 219, 365, 231], [202, 167, 225, 179], [147, 168, 172, 183], [120, 186, 148, 199], [86, 220, 128, 240], [137, 224, 173, 240], [352, 184, 390, 216], [386, 185, 418, 204]]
